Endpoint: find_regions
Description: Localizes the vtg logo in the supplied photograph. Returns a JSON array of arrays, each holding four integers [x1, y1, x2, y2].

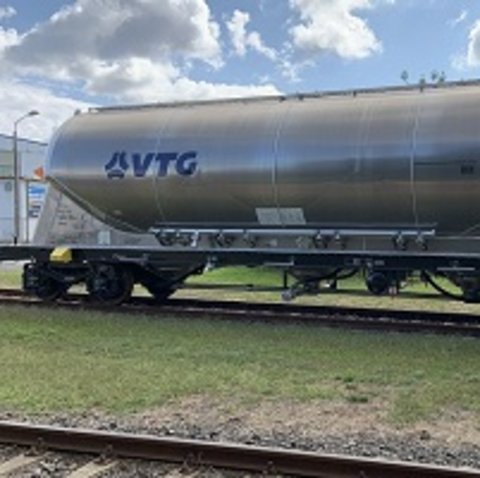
[[105, 151, 198, 179]]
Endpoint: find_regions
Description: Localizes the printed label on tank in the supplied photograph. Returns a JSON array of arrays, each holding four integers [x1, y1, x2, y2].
[[104, 151, 198, 179], [97, 230, 111, 245], [256, 208, 306, 226]]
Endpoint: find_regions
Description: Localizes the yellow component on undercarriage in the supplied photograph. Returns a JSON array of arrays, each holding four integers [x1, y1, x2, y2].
[[50, 247, 73, 263]]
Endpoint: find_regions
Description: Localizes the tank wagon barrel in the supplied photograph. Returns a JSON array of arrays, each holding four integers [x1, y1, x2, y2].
[[17, 80, 480, 303]]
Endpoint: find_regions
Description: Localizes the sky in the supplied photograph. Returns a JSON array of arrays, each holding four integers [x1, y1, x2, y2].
[[1, 0, 480, 142]]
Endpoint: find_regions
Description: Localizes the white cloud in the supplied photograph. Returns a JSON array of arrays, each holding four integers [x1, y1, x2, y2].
[[451, 52, 468, 72], [80, 56, 279, 103], [0, 6, 16, 21], [0, 26, 19, 52], [0, 79, 91, 142], [226, 9, 277, 60], [5, 0, 223, 74], [467, 20, 480, 67], [449, 10, 468, 28], [0, 0, 281, 140], [288, 0, 385, 60], [278, 54, 313, 83]]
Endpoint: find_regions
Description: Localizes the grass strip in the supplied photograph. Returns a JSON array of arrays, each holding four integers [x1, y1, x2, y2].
[[0, 304, 478, 426]]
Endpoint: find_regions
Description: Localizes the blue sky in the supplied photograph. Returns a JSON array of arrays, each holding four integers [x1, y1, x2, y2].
[[1, 0, 480, 140]]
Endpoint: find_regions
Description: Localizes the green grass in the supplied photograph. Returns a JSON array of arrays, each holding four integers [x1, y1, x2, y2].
[[188, 266, 281, 286], [0, 304, 479, 427], [0, 266, 22, 288]]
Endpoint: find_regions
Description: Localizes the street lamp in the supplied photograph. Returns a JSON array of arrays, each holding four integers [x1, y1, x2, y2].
[[13, 110, 40, 245]]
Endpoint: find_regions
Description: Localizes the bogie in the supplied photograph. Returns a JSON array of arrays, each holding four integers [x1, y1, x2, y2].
[[86, 264, 134, 305], [23, 263, 67, 302]]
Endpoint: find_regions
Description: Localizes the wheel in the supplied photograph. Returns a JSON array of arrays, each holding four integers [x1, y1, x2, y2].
[[23, 264, 66, 302], [366, 272, 390, 296], [34, 277, 66, 302], [86, 264, 134, 305]]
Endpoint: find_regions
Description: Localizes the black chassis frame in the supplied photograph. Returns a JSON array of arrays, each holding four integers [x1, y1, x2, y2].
[[2, 245, 480, 276]]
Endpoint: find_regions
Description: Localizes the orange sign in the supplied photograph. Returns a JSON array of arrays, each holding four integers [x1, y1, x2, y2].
[[33, 166, 45, 180]]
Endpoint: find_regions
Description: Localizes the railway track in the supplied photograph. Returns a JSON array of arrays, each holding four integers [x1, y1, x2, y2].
[[0, 421, 477, 477], [1, 288, 480, 337]]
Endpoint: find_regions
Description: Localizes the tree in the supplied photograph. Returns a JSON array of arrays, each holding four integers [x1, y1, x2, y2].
[[400, 70, 447, 88]]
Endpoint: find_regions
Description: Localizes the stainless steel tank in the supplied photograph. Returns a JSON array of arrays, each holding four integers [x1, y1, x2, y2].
[[47, 83, 480, 237]]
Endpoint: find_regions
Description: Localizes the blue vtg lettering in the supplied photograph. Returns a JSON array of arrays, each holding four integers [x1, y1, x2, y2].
[[105, 151, 198, 179]]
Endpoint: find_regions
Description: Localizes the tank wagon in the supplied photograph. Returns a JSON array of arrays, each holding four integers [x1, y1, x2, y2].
[[16, 81, 480, 303]]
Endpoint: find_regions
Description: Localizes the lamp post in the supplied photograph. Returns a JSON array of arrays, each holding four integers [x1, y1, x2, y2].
[[13, 110, 39, 245]]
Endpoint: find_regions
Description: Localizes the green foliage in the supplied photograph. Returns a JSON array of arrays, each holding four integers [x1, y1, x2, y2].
[[399, 70, 447, 87]]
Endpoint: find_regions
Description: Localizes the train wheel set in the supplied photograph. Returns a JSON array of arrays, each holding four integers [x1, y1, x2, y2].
[[21, 255, 200, 306]]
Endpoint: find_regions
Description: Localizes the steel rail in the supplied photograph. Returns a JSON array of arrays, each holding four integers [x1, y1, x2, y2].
[[1, 290, 480, 336], [0, 421, 477, 478], [161, 297, 480, 324], [3, 286, 479, 325], [148, 300, 480, 337], [0, 288, 24, 297]]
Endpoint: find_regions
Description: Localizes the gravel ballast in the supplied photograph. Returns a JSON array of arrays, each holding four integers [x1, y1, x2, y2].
[[0, 398, 478, 473]]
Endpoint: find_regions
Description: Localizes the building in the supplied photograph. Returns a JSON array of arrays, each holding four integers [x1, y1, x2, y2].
[[0, 134, 47, 244]]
